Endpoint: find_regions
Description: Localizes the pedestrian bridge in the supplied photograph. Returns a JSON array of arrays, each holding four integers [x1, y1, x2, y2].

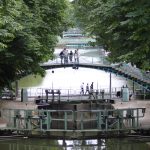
[[40, 59, 150, 91]]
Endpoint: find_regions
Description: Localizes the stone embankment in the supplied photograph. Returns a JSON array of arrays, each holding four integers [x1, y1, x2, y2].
[[0, 100, 37, 127]]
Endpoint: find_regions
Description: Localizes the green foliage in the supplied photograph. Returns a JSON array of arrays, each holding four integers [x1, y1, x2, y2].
[[74, 0, 150, 70], [0, 0, 70, 90]]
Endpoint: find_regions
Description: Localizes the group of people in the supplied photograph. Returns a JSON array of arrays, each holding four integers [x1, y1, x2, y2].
[[80, 82, 95, 99], [59, 48, 79, 64]]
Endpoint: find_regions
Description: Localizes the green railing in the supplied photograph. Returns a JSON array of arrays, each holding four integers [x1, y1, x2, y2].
[[0, 108, 145, 132]]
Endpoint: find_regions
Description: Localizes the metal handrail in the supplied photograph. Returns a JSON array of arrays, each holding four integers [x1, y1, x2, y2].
[[0, 108, 145, 132]]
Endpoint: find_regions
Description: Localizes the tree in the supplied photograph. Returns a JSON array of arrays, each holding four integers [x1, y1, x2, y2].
[[0, 0, 71, 90], [73, 0, 150, 70]]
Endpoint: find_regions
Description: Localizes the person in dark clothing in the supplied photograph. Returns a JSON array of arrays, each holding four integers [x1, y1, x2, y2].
[[89, 82, 95, 99], [69, 51, 73, 62], [59, 50, 64, 64]]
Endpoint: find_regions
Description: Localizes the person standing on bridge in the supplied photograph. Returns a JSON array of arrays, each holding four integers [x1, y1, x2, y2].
[[69, 50, 73, 63], [59, 49, 64, 64], [89, 82, 95, 99], [80, 82, 84, 95], [74, 49, 79, 64], [85, 83, 89, 94], [63, 48, 68, 64]]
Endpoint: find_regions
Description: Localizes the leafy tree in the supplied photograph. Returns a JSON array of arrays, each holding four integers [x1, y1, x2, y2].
[[0, 0, 70, 90], [73, 0, 150, 70]]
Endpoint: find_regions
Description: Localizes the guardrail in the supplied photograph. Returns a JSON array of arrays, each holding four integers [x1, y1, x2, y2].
[[113, 63, 150, 84], [43, 55, 109, 66], [18, 87, 125, 102], [0, 108, 145, 132]]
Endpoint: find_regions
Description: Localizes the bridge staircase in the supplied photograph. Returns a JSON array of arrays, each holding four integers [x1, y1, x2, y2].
[[111, 64, 150, 91]]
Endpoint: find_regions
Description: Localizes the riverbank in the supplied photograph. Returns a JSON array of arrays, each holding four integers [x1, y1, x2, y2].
[[0, 100, 37, 109], [113, 99, 150, 129]]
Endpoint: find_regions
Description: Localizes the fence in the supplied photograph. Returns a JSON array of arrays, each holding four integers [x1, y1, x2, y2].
[[0, 108, 145, 132], [18, 87, 125, 102]]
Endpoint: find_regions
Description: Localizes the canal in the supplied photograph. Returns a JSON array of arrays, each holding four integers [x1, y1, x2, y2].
[[5, 48, 149, 149], [0, 137, 150, 150], [18, 48, 127, 91]]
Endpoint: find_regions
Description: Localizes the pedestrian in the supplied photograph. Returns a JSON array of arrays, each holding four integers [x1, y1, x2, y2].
[[85, 83, 89, 94], [101, 89, 105, 99], [90, 82, 94, 90], [89, 82, 95, 99], [69, 50, 73, 62], [80, 82, 84, 95], [74, 49, 79, 64], [76, 49, 79, 63], [63, 48, 68, 64], [59, 50, 64, 64]]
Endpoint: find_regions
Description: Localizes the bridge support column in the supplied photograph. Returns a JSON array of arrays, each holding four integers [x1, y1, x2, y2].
[[64, 112, 67, 130]]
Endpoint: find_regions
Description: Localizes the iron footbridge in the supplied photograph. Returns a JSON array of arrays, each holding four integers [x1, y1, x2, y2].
[[40, 60, 150, 91]]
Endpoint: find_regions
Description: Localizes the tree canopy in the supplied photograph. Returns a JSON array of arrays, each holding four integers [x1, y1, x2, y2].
[[0, 0, 71, 89], [73, 0, 150, 70]]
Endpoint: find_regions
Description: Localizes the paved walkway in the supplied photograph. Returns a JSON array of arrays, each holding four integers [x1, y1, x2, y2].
[[113, 99, 150, 129], [0, 100, 37, 110], [0, 100, 37, 126]]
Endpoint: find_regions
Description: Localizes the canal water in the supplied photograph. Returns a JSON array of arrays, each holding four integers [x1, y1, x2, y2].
[[0, 137, 150, 150], [18, 48, 127, 92], [4, 47, 149, 149]]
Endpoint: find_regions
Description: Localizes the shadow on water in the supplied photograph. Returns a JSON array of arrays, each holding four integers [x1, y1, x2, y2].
[[0, 138, 150, 150]]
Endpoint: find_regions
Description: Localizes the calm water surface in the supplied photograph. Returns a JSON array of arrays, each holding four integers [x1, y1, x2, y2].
[[0, 138, 150, 150], [18, 48, 127, 91]]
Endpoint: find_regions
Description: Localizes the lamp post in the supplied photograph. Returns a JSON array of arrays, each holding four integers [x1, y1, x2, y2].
[[109, 73, 112, 99], [52, 70, 54, 89]]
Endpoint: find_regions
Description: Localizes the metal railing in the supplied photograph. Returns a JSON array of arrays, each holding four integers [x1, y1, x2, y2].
[[113, 63, 150, 84], [42, 58, 150, 86], [42, 55, 108, 66], [0, 108, 145, 132], [19, 87, 125, 102]]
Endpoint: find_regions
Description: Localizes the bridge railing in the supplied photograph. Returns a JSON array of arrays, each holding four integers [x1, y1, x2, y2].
[[42, 58, 150, 87], [0, 108, 145, 132], [43, 56, 108, 66], [17, 86, 150, 102], [19, 87, 126, 102], [113, 63, 150, 84]]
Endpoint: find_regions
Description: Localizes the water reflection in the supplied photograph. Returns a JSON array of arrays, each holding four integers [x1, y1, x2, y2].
[[58, 139, 106, 150], [0, 138, 150, 150]]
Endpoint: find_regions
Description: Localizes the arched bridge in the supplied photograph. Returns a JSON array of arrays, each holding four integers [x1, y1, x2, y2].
[[40, 61, 150, 91]]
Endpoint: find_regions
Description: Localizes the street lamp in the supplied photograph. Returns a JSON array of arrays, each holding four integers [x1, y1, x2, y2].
[[52, 70, 54, 89]]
